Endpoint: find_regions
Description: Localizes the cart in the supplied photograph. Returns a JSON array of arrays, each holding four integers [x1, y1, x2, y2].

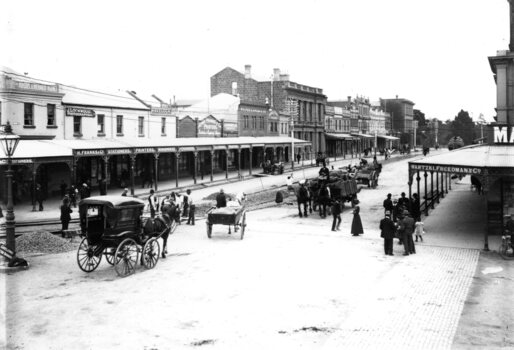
[[76, 196, 175, 277], [206, 202, 247, 240]]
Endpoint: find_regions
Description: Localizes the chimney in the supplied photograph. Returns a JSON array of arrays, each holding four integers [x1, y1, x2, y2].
[[244, 64, 252, 79], [279, 74, 289, 81], [273, 68, 280, 81]]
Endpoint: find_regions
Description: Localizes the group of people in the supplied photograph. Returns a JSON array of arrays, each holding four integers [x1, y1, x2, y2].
[[151, 189, 195, 225], [380, 192, 425, 256]]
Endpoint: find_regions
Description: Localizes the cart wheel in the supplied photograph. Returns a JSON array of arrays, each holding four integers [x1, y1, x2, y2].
[[77, 238, 102, 272], [114, 238, 138, 277], [240, 212, 246, 240], [207, 223, 212, 238], [77, 237, 102, 273], [104, 248, 116, 265], [142, 238, 160, 269]]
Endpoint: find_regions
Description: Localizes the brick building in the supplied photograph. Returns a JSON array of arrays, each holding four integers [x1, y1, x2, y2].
[[380, 96, 415, 145], [211, 65, 326, 158]]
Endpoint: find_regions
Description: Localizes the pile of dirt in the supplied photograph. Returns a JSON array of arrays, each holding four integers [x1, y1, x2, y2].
[[16, 230, 77, 254]]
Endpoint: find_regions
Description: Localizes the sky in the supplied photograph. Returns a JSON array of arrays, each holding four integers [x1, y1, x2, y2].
[[1, 0, 509, 122]]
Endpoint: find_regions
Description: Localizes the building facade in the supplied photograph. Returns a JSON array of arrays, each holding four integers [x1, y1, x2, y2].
[[211, 65, 326, 159], [380, 96, 415, 145]]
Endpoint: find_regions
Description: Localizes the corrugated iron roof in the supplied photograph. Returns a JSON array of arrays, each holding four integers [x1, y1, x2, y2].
[[410, 144, 514, 168]]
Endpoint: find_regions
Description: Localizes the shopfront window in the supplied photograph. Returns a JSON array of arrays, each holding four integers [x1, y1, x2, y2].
[[97, 114, 105, 135]]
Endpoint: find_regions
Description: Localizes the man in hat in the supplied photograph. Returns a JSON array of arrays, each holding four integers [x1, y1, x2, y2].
[[383, 193, 393, 215], [148, 189, 159, 218], [216, 188, 228, 208], [398, 210, 416, 255], [380, 211, 396, 255], [121, 188, 129, 196]]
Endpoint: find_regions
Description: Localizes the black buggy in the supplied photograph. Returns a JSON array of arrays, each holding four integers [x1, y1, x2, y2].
[[76, 196, 175, 277]]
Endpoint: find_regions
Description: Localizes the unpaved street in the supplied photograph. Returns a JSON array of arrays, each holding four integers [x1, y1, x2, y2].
[[2, 154, 513, 349]]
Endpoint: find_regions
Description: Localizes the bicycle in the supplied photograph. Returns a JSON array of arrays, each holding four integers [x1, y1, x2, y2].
[[499, 230, 514, 260]]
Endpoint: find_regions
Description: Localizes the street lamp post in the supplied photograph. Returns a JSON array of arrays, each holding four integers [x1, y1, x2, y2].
[[0, 122, 25, 267]]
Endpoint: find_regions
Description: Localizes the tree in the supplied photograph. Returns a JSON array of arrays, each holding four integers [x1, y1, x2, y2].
[[451, 110, 475, 145]]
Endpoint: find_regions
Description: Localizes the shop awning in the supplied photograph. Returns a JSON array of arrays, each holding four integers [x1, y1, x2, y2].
[[408, 144, 514, 175], [351, 133, 374, 138], [377, 135, 400, 140], [325, 133, 354, 140], [0, 139, 73, 162]]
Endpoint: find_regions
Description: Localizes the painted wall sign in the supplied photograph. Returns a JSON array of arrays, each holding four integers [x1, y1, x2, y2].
[[106, 148, 132, 155], [0, 158, 33, 165], [493, 126, 514, 143], [411, 163, 483, 175], [135, 148, 156, 154], [197, 117, 221, 137], [157, 147, 175, 153], [151, 107, 174, 116], [74, 149, 105, 156], [66, 107, 96, 118]]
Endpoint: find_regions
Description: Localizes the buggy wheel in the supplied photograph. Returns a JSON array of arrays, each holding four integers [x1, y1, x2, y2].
[[142, 238, 160, 269], [77, 238, 102, 273], [114, 238, 138, 277], [207, 223, 212, 238], [499, 241, 514, 260], [240, 212, 246, 240], [104, 248, 117, 265]]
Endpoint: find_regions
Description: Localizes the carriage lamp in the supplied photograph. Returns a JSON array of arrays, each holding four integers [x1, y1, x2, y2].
[[0, 122, 26, 267]]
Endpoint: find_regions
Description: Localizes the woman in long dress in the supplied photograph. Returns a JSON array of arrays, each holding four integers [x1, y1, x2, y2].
[[351, 205, 364, 236]]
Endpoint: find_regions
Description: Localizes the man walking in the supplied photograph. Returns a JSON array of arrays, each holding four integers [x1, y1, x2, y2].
[[186, 189, 195, 225], [380, 211, 396, 256], [399, 210, 416, 255], [331, 199, 342, 231]]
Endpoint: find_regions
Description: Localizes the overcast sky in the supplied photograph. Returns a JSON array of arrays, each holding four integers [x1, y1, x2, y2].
[[1, 0, 509, 122]]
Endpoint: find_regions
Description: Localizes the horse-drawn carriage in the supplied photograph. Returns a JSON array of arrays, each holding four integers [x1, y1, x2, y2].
[[206, 201, 247, 239], [77, 196, 175, 277], [262, 161, 284, 175], [353, 162, 382, 188]]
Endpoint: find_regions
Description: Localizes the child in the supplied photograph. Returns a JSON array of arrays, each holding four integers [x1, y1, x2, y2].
[[414, 220, 425, 242]]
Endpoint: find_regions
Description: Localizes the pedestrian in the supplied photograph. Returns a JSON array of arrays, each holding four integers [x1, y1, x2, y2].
[[216, 188, 228, 208], [414, 220, 425, 242], [380, 211, 396, 256], [296, 153, 301, 164], [79, 183, 90, 200], [60, 196, 72, 235], [398, 210, 416, 255], [397, 192, 410, 213], [60, 180, 68, 199], [148, 189, 159, 218], [99, 178, 107, 196], [236, 191, 247, 206], [411, 193, 421, 221], [181, 190, 189, 218], [331, 199, 342, 231], [286, 175, 294, 193], [121, 188, 128, 196], [69, 185, 78, 208], [35, 183, 44, 211], [383, 193, 394, 215], [186, 189, 195, 225], [351, 201, 363, 236]]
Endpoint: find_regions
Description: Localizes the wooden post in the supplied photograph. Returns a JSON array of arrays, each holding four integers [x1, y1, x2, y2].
[[193, 151, 198, 185], [210, 150, 214, 182], [424, 171, 429, 216], [130, 154, 136, 196], [175, 151, 180, 188], [430, 171, 434, 209]]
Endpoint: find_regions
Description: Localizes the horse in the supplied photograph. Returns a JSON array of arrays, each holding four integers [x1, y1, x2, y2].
[[143, 212, 176, 259], [295, 182, 311, 217]]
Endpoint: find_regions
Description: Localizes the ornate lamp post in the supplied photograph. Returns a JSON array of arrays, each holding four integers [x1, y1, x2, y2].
[[0, 122, 24, 266]]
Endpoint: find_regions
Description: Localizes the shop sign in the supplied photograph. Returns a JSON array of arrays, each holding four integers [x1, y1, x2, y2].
[[66, 107, 96, 118], [135, 147, 155, 154], [411, 163, 483, 175], [158, 147, 175, 153], [198, 117, 221, 137], [106, 148, 132, 155], [74, 149, 105, 156], [0, 158, 33, 165], [151, 107, 174, 116], [493, 126, 514, 143]]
